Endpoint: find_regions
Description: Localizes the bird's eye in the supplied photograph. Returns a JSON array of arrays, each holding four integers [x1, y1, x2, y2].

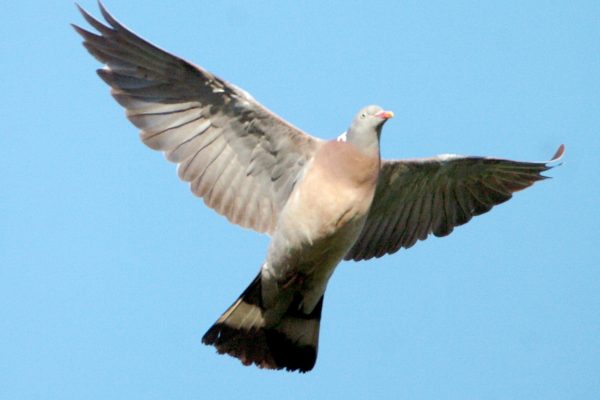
[[360, 113, 367, 119]]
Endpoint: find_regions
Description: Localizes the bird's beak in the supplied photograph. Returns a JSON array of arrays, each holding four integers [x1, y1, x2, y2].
[[375, 110, 394, 119]]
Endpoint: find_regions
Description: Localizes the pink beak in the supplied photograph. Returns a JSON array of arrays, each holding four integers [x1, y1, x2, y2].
[[375, 110, 394, 119]]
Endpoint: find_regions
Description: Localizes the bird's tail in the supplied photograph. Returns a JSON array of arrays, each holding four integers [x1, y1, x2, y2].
[[202, 273, 323, 372]]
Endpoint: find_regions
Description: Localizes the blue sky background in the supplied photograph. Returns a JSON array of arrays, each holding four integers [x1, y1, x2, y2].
[[2, 1, 599, 399]]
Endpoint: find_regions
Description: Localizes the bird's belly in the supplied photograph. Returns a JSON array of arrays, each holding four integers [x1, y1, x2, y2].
[[264, 180, 373, 311]]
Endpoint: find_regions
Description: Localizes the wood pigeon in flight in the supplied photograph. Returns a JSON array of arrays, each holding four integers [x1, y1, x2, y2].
[[73, 3, 564, 373]]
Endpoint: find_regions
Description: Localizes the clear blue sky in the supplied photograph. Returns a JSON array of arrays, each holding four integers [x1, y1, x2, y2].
[[2, 1, 599, 399]]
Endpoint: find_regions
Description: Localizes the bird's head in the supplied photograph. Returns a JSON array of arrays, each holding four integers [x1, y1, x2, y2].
[[346, 105, 394, 156]]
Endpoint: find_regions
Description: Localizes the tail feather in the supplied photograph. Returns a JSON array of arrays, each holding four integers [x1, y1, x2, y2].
[[202, 273, 323, 372]]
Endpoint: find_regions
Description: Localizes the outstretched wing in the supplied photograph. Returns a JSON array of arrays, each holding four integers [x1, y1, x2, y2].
[[345, 145, 564, 261], [73, 3, 320, 234]]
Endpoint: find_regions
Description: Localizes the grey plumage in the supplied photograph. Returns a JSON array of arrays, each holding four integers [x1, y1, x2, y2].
[[73, 3, 564, 373], [346, 145, 564, 260], [73, 3, 318, 235]]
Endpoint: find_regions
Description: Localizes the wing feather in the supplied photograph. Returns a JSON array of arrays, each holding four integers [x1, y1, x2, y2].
[[345, 145, 564, 261], [74, 4, 320, 234]]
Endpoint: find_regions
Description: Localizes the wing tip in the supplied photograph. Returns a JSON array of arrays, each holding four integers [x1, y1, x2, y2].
[[543, 144, 565, 173], [73, 1, 117, 31], [97, 0, 119, 29], [550, 144, 565, 162]]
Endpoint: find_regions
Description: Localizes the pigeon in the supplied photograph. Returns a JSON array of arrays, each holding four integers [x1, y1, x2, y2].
[[73, 3, 564, 372]]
